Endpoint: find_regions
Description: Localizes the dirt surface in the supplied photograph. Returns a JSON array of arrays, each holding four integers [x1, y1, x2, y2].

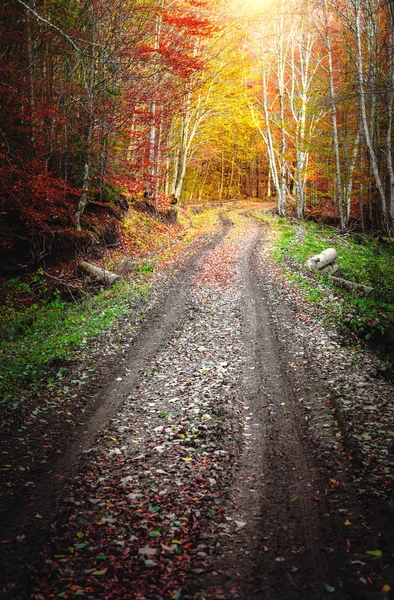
[[1, 208, 393, 599]]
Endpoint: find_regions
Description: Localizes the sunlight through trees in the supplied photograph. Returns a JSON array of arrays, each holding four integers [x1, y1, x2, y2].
[[1, 0, 394, 264]]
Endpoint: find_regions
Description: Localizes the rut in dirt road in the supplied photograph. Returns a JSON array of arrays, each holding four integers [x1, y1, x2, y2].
[[2, 211, 390, 600], [206, 221, 349, 600]]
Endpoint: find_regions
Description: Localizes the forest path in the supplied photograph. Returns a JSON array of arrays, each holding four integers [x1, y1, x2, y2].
[[1, 207, 392, 599]]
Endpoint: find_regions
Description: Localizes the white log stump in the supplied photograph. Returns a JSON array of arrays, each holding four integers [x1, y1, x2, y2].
[[306, 248, 338, 271]]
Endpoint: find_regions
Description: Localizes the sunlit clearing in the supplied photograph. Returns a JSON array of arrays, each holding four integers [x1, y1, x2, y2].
[[231, 0, 274, 17]]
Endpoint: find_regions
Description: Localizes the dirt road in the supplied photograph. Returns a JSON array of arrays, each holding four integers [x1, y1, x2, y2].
[[1, 209, 393, 599]]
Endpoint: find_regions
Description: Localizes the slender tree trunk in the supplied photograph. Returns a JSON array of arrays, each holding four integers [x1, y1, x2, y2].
[[146, 0, 164, 204], [76, 11, 96, 231], [219, 152, 225, 202], [359, 147, 365, 231], [322, 0, 345, 229], [343, 128, 360, 222], [353, 0, 388, 231], [277, 4, 287, 217], [26, 12, 36, 149], [385, 3, 394, 231]]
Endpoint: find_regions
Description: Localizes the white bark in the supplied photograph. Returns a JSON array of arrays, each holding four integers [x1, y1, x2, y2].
[[322, 0, 345, 229], [306, 248, 338, 270], [352, 0, 388, 229], [343, 128, 360, 222]]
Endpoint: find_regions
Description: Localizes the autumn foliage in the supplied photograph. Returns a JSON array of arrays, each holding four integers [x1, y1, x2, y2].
[[0, 0, 213, 264]]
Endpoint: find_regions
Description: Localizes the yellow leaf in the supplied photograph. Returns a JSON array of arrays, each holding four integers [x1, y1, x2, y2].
[[182, 457, 192, 462], [366, 549, 382, 558], [344, 520, 351, 526], [172, 540, 182, 544], [382, 584, 391, 593], [93, 568, 108, 575]]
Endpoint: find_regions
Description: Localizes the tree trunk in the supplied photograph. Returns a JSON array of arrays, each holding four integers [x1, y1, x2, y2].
[[78, 261, 120, 286], [354, 0, 388, 231], [322, 0, 345, 229]]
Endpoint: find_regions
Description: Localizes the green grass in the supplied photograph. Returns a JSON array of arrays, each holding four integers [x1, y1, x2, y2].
[[268, 217, 394, 364], [0, 277, 148, 406]]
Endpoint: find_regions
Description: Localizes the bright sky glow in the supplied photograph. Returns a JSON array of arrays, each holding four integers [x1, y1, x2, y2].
[[230, 0, 275, 19]]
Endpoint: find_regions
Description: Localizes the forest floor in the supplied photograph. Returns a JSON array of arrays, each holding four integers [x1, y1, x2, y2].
[[1, 204, 394, 600]]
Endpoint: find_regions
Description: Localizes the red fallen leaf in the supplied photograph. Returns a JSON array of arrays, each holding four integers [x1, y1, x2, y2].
[[346, 538, 351, 549], [291, 566, 298, 573], [313, 496, 320, 501], [1, 540, 11, 544]]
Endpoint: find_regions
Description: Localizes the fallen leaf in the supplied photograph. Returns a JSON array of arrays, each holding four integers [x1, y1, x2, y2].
[[234, 521, 246, 529], [92, 568, 107, 575], [138, 547, 157, 556], [382, 584, 391, 593], [344, 520, 351, 526], [365, 549, 382, 558], [149, 527, 161, 537], [323, 583, 335, 593], [144, 559, 157, 568]]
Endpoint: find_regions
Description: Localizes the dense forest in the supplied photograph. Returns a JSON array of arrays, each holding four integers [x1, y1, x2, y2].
[[1, 0, 394, 269]]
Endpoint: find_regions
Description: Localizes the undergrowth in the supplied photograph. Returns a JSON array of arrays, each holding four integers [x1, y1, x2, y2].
[[260, 214, 394, 365], [0, 203, 224, 407], [0, 278, 148, 406]]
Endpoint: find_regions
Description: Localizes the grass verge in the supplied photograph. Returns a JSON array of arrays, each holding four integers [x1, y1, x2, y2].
[[253, 211, 394, 366], [0, 277, 148, 407]]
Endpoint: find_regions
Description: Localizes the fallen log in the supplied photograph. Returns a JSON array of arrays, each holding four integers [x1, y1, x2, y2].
[[77, 261, 120, 287], [306, 248, 338, 271], [330, 276, 373, 296], [320, 262, 339, 276]]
